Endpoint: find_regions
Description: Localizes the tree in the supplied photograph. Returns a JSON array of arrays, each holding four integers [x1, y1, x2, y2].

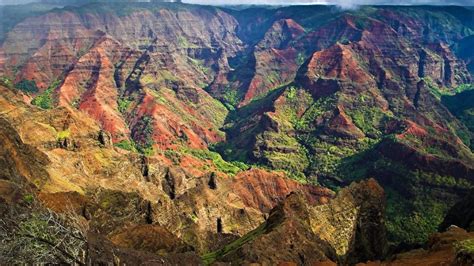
[[0, 199, 88, 264]]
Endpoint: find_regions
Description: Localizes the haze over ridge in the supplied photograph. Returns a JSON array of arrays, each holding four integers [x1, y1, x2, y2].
[[1, 0, 474, 6]]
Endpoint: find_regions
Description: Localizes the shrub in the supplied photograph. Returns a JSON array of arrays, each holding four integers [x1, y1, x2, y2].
[[57, 129, 71, 140], [455, 239, 474, 256], [164, 149, 182, 164], [31, 80, 60, 109], [15, 79, 39, 94], [117, 98, 132, 113], [133, 115, 155, 156], [0, 195, 87, 264], [114, 140, 137, 152], [186, 148, 242, 175], [0, 76, 13, 89], [23, 194, 34, 204]]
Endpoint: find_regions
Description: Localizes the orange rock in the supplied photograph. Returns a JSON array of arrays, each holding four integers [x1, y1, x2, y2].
[[232, 169, 334, 212]]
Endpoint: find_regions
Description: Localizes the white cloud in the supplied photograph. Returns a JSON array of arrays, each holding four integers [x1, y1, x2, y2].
[[182, 0, 473, 6]]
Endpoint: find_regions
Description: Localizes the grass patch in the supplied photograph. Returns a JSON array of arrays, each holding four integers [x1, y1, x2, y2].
[[114, 140, 137, 152], [346, 105, 388, 137], [177, 35, 197, 48], [202, 222, 266, 265], [132, 115, 155, 157], [385, 187, 451, 245], [117, 98, 132, 113], [164, 149, 182, 164], [57, 129, 70, 140], [0, 76, 13, 89], [222, 86, 241, 109], [31, 80, 61, 109], [185, 148, 246, 175], [455, 239, 474, 256], [188, 57, 210, 75]]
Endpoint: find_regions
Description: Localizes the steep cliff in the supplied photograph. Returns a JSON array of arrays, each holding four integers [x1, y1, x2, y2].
[[203, 179, 387, 265]]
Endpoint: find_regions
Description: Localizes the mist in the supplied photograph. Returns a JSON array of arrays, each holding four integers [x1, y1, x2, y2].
[[1, 0, 473, 6], [184, 0, 474, 6]]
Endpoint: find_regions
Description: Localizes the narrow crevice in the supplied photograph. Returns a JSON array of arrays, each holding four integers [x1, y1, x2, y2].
[[217, 217, 223, 233], [208, 172, 217, 190], [145, 201, 153, 224], [418, 49, 426, 78], [162, 168, 176, 200], [443, 57, 452, 86], [141, 156, 150, 182], [414, 81, 423, 109], [298, 252, 305, 265]]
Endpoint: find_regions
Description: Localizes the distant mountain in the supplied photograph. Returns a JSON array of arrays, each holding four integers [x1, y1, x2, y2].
[[0, 0, 37, 5]]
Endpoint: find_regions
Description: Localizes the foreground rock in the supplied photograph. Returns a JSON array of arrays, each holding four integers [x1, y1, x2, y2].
[[360, 226, 474, 266], [204, 179, 387, 265]]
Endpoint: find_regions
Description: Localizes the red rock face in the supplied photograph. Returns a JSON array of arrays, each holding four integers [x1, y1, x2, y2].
[[362, 227, 474, 266], [2, 12, 100, 89], [326, 105, 365, 139], [18, 41, 76, 90], [132, 89, 223, 150], [233, 19, 306, 106], [299, 43, 375, 99], [1, 6, 242, 148], [301, 15, 362, 51], [54, 37, 128, 141], [232, 169, 334, 212]]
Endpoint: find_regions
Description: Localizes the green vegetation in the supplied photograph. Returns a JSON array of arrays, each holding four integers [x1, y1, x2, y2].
[[296, 52, 306, 65], [117, 98, 132, 113], [188, 57, 210, 75], [141, 71, 178, 86], [114, 140, 137, 152], [57, 129, 71, 140], [15, 79, 39, 94], [185, 148, 247, 175], [441, 87, 474, 149], [294, 94, 336, 132], [0, 76, 13, 89], [424, 79, 474, 100], [264, 71, 279, 85], [114, 137, 157, 157], [385, 187, 451, 245], [423, 78, 451, 99], [286, 86, 297, 100], [222, 86, 241, 109], [256, 131, 310, 174], [31, 80, 61, 109], [23, 194, 34, 204], [140, 74, 157, 85], [339, 148, 471, 245], [177, 36, 198, 48], [346, 105, 388, 137], [133, 116, 155, 156], [455, 239, 474, 256], [164, 149, 182, 164], [202, 222, 267, 265]]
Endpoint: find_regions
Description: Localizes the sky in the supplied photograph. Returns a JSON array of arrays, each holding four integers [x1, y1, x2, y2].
[[184, 0, 474, 7], [1, 0, 473, 7]]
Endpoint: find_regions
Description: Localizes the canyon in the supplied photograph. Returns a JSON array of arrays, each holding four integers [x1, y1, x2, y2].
[[0, 2, 473, 264]]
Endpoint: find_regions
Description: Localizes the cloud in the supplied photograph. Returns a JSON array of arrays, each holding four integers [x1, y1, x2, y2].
[[182, 0, 474, 6], [1, 0, 472, 7]]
